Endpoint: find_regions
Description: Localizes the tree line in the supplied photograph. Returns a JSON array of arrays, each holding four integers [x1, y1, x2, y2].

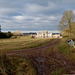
[[0, 31, 13, 38]]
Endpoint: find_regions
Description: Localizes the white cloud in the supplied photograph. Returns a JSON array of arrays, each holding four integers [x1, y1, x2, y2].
[[34, 23, 38, 25], [34, 17, 40, 20], [49, 16, 56, 20], [42, 20, 50, 22], [13, 16, 26, 20]]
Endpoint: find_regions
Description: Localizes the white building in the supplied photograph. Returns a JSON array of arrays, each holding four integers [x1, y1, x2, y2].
[[36, 30, 62, 38]]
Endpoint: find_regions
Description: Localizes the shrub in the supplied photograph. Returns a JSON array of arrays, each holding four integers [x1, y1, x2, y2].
[[6, 31, 13, 38], [0, 31, 13, 38]]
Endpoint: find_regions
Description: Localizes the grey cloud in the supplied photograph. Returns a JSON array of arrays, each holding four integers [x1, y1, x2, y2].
[[0, 0, 75, 32]]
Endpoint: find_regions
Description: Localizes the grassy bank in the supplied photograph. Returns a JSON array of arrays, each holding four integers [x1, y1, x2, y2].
[[58, 38, 75, 61], [0, 36, 51, 52]]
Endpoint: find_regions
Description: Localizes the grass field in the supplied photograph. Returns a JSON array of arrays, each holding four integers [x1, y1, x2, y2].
[[0, 36, 51, 52], [0, 36, 75, 75]]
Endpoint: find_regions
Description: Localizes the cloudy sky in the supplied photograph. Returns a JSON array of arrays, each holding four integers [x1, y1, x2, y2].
[[0, 0, 75, 32]]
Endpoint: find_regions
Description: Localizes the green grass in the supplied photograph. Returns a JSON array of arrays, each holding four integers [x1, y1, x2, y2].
[[0, 54, 36, 75], [58, 38, 75, 61], [51, 68, 66, 75], [0, 36, 51, 52]]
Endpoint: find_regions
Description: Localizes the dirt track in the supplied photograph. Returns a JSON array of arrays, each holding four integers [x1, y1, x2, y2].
[[5, 39, 58, 57], [5, 39, 75, 75]]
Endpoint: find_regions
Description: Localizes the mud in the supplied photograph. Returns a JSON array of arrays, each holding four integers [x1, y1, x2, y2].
[[4, 39, 75, 75]]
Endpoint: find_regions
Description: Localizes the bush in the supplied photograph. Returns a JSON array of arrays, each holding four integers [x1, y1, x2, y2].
[[0, 32, 7, 38], [0, 31, 13, 38], [6, 31, 13, 38]]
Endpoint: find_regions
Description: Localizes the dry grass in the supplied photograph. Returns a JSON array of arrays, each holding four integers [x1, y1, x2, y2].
[[0, 54, 36, 75], [0, 36, 51, 52]]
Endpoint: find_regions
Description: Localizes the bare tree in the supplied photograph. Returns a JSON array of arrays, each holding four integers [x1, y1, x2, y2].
[[58, 10, 74, 38]]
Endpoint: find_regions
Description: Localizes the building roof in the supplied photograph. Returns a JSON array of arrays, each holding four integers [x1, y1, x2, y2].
[[52, 33, 60, 35]]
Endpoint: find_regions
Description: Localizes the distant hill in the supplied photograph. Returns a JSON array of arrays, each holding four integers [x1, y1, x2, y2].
[[23, 33, 36, 36]]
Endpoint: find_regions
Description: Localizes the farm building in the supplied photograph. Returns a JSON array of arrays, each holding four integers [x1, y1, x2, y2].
[[36, 30, 62, 38]]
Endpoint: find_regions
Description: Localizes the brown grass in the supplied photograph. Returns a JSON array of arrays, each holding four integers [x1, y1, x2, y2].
[[0, 36, 51, 52]]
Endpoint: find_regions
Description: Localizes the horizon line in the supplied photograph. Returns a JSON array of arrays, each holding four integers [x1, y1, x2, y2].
[[2, 30, 60, 33]]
